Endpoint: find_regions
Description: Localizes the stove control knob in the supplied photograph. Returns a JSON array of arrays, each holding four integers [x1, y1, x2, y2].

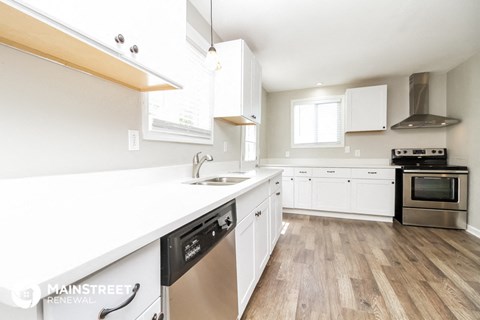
[[432, 150, 437, 154], [403, 150, 408, 154], [438, 150, 443, 154], [396, 150, 401, 155]]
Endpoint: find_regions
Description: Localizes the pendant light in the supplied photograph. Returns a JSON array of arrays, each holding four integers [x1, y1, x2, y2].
[[205, 0, 221, 71]]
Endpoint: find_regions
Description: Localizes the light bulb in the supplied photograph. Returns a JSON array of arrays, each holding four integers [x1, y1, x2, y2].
[[206, 46, 221, 71]]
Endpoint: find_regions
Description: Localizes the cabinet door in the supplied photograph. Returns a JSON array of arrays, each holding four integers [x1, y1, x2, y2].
[[254, 200, 270, 281], [350, 179, 395, 216], [235, 212, 256, 317], [345, 85, 387, 132], [311, 178, 351, 212], [282, 177, 295, 208], [294, 177, 312, 209], [241, 42, 254, 121], [269, 190, 283, 252], [250, 56, 262, 123]]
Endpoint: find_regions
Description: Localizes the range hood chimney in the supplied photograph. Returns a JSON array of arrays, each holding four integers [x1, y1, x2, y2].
[[391, 72, 460, 129]]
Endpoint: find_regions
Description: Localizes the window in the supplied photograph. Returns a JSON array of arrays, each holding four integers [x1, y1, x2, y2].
[[142, 25, 214, 144], [291, 97, 344, 148], [244, 125, 257, 162]]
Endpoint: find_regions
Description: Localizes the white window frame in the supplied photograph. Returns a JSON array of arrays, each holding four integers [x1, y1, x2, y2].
[[141, 24, 214, 145], [240, 125, 258, 171], [291, 96, 345, 148]]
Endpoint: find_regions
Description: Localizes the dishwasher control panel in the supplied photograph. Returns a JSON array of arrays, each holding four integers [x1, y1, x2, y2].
[[184, 238, 201, 262]]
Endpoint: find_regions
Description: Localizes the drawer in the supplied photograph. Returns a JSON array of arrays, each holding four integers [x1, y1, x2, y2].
[[312, 168, 351, 178], [269, 174, 282, 194], [136, 297, 161, 320], [43, 240, 161, 320], [351, 168, 395, 180], [281, 167, 295, 177], [294, 168, 312, 177], [237, 182, 269, 222]]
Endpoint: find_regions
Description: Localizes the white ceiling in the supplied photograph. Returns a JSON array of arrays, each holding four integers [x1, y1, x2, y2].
[[189, 0, 480, 92]]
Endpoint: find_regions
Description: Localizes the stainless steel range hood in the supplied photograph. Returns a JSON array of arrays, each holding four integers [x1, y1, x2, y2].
[[391, 73, 460, 129]]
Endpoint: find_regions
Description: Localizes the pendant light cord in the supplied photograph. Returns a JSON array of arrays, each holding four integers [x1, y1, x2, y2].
[[210, 0, 214, 46]]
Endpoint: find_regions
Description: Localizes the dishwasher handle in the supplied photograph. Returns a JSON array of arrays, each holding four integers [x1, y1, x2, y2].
[[217, 212, 233, 230]]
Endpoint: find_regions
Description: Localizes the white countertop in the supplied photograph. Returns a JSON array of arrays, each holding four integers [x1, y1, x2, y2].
[[0, 167, 282, 308], [262, 164, 401, 169]]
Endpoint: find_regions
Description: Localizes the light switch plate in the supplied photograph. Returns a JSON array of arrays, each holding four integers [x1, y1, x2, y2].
[[285, 151, 290, 158], [354, 149, 361, 157], [224, 141, 228, 152], [128, 130, 140, 151], [344, 146, 351, 153]]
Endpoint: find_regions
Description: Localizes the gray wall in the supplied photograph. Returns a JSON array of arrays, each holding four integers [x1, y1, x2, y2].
[[263, 75, 448, 161], [0, 3, 240, 179], [446, 52, 480, 230]]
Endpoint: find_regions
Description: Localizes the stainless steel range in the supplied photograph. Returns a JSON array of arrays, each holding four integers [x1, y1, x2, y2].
[[392, 148, 468, 229]]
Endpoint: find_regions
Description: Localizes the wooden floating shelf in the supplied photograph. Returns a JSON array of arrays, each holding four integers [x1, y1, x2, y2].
[[0, 1, 181, 92]]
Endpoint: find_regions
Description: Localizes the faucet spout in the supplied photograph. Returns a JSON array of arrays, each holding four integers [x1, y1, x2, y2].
[[192, 152, 214, 178]]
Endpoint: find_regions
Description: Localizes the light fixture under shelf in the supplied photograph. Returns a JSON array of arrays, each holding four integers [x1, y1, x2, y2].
[[0, 1, 182, 92]]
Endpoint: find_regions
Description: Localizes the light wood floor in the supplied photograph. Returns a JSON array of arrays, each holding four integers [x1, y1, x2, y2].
[[241, 213, 480, 320]]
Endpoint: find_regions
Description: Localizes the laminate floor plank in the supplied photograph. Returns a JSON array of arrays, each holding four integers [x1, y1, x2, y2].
[[241, 214, 480, 320]]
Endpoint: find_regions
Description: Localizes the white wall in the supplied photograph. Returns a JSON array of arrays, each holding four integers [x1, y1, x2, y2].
[[0, 3, 240, 179], [446, 52, 480, 231], [262, 75, 448, 162]]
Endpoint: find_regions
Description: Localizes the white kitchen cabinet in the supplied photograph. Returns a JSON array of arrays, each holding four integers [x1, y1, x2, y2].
[[43, 240, 161, 320], [214, 39, 262, 124], [235, 211, 256, 318], [282, 176, 295, 208], [311, 178, 351, 212], [345, 84, 387, 132], [14, 0, 185, 83], [268, 174, 283, 253], [350, 168, 395, 216], [294, 177, 312, 209], [254, 199, 270, 282]]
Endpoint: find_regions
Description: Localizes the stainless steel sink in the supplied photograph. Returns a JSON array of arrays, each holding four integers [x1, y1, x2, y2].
[[187, 176, 250, 186]]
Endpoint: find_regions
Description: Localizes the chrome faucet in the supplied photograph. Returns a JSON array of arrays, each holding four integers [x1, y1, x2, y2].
[[192, 152, 213, 178]]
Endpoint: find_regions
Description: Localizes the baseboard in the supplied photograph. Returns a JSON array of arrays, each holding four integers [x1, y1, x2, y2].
[[283, 208, 393, 223], [466, 224, 480, 238]]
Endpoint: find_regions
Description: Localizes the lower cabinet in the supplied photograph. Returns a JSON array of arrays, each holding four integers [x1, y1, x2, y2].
[[43, 240, 161, 320], [311, 178, 350, 212], [235, 211, 256, 317], [269, 189, 283, 251], [351, 179, 395, 215], [281, 176, 294, 208], [294, 177, 312, 209]]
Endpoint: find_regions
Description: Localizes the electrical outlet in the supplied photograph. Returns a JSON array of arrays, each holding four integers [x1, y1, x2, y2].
[[128, 130, 140, 151], [344, 146, 351, 153], [354, 149, 361, 157], [223, 141, 228, 152], [285, 151, 290, 158]]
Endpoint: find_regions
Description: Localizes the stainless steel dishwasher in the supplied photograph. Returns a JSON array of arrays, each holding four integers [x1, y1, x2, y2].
[[160, 199, 238, 320]]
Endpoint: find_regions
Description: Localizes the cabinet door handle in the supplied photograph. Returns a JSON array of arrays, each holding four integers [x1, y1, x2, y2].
[[276, 192, 281, 196], [251, 115, 257, 119], [99, 283, 140, 319], [391, 181, 395, 184], [114, 34, 125, 44], [130, 45, 139, 54], [290, 178, 294, 181], [308, 178, 311, 181], [326, 170, 335, 173], [348, 180, 351, 182], [368, 171, 377, 175], [299, 171, 307, 173], [255, 211, 261, 217], [275, 181, 280, 185]]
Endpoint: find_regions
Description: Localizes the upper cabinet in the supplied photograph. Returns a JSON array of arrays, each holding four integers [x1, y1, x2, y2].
[[345, 84, 387, 132], [0, 0, 185, 91], [214, 39, 262, 125]]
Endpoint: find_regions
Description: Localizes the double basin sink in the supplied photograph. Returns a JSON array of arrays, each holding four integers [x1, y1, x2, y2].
[[187, 176, 250, 186]]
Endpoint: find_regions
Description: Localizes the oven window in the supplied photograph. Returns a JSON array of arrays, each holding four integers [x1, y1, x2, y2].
[[411, 177, 458, 202]]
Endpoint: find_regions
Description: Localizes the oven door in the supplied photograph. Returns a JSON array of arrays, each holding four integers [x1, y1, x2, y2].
[[403, 172, 468, 211]]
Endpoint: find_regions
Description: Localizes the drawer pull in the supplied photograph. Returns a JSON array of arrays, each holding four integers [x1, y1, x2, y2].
[[327, 170, 335, 173], [290, 178, 294, 181], [275, 181, 280, 185], [255, 211, 261, 217], [368, 171, 377, 174], [276, 192, 281, 196], [299, 171, 307, 173], [99, 283, 140, 319]]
